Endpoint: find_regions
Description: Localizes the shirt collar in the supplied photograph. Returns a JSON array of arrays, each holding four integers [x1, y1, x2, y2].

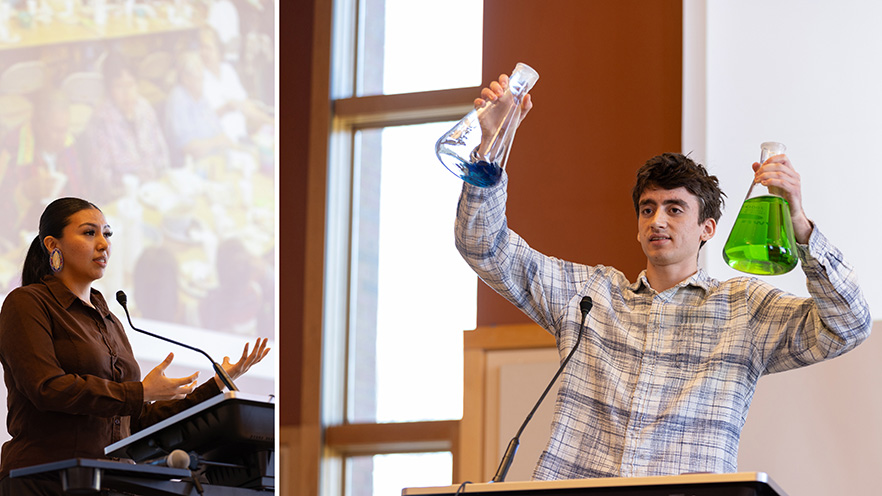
[[41, 275, 112, 318], [628, 268, 713, 294]]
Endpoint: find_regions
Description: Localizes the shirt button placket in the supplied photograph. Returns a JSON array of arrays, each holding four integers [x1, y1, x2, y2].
[[631, 297, 663, 474]]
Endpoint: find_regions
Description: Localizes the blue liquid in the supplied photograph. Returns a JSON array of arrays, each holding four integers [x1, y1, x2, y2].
[[461, 160, 502, 187]]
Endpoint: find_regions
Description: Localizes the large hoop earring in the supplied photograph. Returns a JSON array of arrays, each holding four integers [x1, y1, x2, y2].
[[49, 248, 63, 273]]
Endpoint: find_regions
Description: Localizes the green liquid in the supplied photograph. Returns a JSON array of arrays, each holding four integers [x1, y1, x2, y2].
[[722, 195, 798, 275]]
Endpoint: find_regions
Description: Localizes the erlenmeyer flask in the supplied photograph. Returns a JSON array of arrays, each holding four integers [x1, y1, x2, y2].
[[722, 141, 798, 275], [435, 63, 539, 187]]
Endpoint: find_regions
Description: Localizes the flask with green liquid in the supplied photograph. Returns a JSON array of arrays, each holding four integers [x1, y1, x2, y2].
[[722, 142, 798, 275]]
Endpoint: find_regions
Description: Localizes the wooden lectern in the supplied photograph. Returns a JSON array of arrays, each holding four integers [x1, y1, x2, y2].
[[403, 472, 788, 496]]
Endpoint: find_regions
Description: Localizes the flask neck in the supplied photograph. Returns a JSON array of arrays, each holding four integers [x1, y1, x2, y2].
[[508, 63, 540, 100], [745, 180, 787, 201]]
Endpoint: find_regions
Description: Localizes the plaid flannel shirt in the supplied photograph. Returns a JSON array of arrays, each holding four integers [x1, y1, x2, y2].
[[454, 173, 872, 480]]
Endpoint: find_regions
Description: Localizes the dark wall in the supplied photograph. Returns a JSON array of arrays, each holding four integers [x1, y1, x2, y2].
[[478, 0, 683, 325], [282, 0, 313, 426]]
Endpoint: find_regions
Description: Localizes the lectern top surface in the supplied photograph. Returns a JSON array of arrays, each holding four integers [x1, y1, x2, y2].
[[104, 391, 274, 457], [402, 472, 788, 496], [10, 458, 190, 479]]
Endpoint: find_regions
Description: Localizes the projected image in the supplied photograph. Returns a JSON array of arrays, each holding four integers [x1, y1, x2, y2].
[[0, 0, 275, 400]]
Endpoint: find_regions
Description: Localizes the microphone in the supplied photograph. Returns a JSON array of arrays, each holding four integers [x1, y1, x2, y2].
[[147, 449, 206, 494], [491, 296, 593, 483], [116, 290, 238, 392], [147, 449, 194, 469]]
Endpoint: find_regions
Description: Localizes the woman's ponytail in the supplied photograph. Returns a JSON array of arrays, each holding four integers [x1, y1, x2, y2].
[[21, 235, 51, 286]]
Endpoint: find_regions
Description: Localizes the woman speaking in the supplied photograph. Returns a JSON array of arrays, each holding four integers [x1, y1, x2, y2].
[[0, 197, 269, 494]]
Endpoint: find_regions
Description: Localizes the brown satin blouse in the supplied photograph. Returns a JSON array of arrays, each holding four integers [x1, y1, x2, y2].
[[0, 275, 220, 478]]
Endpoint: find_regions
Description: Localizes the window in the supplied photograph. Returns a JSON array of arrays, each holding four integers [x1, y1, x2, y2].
[[349, 122, 476, 425], [356, 0, 482, 97], [323, 0, 483, 494], [348, 452, 453, 496]]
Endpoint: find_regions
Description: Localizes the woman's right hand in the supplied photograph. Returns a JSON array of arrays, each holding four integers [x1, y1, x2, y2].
[[142, 353, 200, 402]]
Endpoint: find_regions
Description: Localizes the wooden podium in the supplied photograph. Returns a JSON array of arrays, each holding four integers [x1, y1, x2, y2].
[[403, 472, 789, 496]]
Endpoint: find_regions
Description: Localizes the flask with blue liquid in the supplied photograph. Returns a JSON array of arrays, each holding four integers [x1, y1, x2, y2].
[[435, 63, 539, 187]]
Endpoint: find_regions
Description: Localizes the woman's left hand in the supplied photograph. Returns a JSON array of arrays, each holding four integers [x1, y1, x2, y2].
[[214, 338, 271, 389]]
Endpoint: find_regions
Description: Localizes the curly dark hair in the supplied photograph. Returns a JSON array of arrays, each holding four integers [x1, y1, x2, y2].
[[631, 153, 725, 225]]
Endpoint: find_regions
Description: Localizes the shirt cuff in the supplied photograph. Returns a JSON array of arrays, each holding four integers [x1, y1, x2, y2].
[[193, 376, 223, 400], [797, 221, 843, 274], [462, 168, 508, 199], [123, 380, 145, 416]]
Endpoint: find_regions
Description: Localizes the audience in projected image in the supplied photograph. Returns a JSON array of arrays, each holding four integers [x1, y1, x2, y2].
[[164, 51, 231, 165], [0, 89, 86, 251], [133, 246, 186, 325], [199, 238, 264, 336], [238, 0, 275, 105], [0, 13, 276, 335], [205, 0, 241, 56], [79, 53, 170, 203], [198, 26, 273, 144]]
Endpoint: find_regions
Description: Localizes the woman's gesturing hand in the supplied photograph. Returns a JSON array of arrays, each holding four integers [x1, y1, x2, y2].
[[214, 338, 271, 389], [142, 353, 200, 402]]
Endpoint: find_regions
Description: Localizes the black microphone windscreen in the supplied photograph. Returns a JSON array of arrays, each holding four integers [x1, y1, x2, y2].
[[580, 296, 593, 314], [116, 290, 127, 306]]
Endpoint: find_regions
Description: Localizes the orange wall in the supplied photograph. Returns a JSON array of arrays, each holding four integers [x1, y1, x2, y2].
[[477, 0, 683, 325]]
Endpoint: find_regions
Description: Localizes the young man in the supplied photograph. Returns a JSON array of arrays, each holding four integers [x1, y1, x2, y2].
[[455, 75, 872, 479]]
